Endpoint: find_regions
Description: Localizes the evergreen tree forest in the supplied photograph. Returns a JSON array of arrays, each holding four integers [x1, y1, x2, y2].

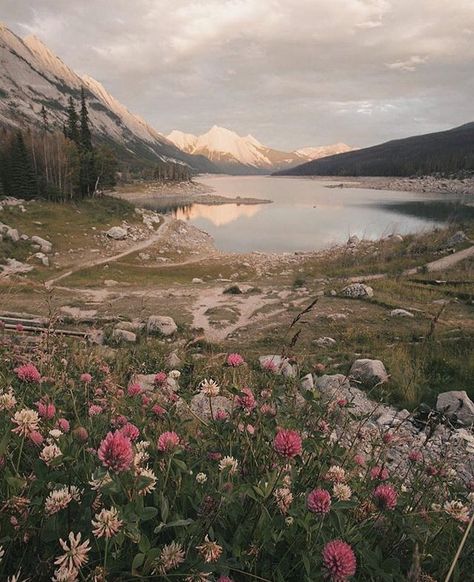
[[0, 89, 191, 202]]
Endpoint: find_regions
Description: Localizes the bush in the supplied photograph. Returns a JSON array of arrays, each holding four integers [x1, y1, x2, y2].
[[0, 340, 472, 581]]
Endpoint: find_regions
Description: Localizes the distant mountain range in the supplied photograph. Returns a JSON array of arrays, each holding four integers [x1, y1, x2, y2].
[[167, 126, 352, 174], [275, 122, 474, 177], [0, 22, 215, 172]]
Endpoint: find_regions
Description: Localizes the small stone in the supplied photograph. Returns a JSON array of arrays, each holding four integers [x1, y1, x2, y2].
[[349, 359, 389, 388], [31, 235, 52, 253], [106, 226, 128, 240], [301, 373, 314, 391], [390, 309, 414, 318], [147, 315, 177, 336], [192, 278, 204, 284], [111, 328, 136, 343], [436, 391, 474, 425], [340, 283, 374, 299], [315, 336, 337, 347]]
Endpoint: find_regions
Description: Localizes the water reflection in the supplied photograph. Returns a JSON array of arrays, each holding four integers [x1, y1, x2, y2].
[[173, 203, 262, 226]]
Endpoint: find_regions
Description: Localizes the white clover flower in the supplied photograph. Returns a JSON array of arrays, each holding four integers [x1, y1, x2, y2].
[[200, 379, 220, 398], [0, 387, 17, 411], [40, 442, 62, 466], [49, 429, 63, 439], [325, 465, 346, 483], [54, 532, 90, 571], [169, 370, 181, 379], [333, 483, 352, 501], [443, 500, 470, 523], [11, 408, 39, 436], [91, 507, 123, 538], [196, 472, 208, 484], [45, 487, 73, 516], [89, 472, 113, 491], [135, 466, 157, 495], [285, 516, 294, 526], [218, 455, 238, 475]]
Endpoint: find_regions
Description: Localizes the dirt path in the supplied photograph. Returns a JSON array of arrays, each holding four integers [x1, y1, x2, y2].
[[45, 216, 173, 288]]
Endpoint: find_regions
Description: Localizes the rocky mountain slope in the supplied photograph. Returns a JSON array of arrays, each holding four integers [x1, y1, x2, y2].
[[276, 122, 474, 177], [167, 126, 352, 174], [0, 22, 215, 172]]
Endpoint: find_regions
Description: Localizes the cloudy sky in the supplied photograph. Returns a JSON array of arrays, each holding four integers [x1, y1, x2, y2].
[[2, 0, 474, 149]]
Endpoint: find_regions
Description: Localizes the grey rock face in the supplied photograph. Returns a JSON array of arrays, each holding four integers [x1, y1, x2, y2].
[[300, 373, 314, 391], [147, 315, 177, 336], [6, 228, 20, 242], [436, 391, 474, 425], [315, 336, 337, 347], [349, 359, 389, 388], [340, 283, 374, 299], [190, 393, 233, 420]]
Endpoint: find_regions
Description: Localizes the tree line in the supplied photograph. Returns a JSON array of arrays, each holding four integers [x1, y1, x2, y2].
[[0, 88, 192, 201]]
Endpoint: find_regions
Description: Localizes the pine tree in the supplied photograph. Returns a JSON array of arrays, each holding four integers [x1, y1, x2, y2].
[[78, 87, 96, 196], [8, 132, 38, 199], [65, 97, 79, 144], [79, 87, 92, 152]]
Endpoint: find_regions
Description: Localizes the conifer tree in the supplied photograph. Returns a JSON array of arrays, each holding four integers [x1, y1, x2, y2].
[[65, 97, 79, 144]]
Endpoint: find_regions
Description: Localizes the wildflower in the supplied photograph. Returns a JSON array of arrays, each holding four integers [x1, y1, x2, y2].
[[49, 429, 63, 439], [157, 431, 180, 452], [89, 472, 113, 490], [408, 450, 423, 463], [196, 536, 223, 563], [273, 429, 302, 458], [55, 532, 90, 571], [98, 431, 133, 473], [227, 353, 244, 367], [0, 387, 17, 411], [155, 541, 185, 574], [322, 540, 357, 581], [36, 400, 56, 419], [215, 409, 229, 421], [307, 488, 331, 514], [45, 487, 73, 516], [14, 363, 41, 383], [58, 418, 70, 432], [169, 369, 181, 379], [92, 507, 123, 538], [200, 378, 220, 397], [135, 466, 157, 495], [370, 466, 389, 481], [285, 516, 294, 526], [274, 487, 293, 514], [236, 386, 256, 411], [218, 577, 234, 582], [333, 483, 352, 502], [72, 427, 88, 442], [373, 484, 398, 510], [196, 472, 208, 484], [219, 455, 239, 475], [353, 454, 365, 466], [7, 572, 30, 582], [152, 404, 166, 416], [119, 422, 140, 441], [29, 430, 44, 446], [88, 405, 103, 417], [154, 372, 168, 385], [40, 442, 62, 466], [260, 403, 277, 417], [325, 465, 346, 483], [127, 383, 142, 397], [443, 500, 470, 523], [51, 565, 79, 582], [11, 408, 40, 436]]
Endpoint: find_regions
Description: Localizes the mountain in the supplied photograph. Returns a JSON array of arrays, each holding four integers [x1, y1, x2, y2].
[[275, 123, 474, 177], [294, 143, 353, 160], [0, 22, 215, 173], [167, 126, 353, 174]]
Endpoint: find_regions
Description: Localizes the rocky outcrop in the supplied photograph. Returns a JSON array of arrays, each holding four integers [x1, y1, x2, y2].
[[106, 226, 128, 240], [349, 359, 389, 388], [259, 355, 297, 378], [111, 328, 136, 343], [31, 235, 52, 253], [190, 393, 233, 421]]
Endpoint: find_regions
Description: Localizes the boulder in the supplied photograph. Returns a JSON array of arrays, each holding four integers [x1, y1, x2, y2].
[[6, 228, 20, 243], [390, 309, 414, 318], [106, 226, 128, 240], [349, 359, 389, 388], [340, 283, 373, 299], [130, 373, 179, 394], [190, 393, 233, 421], [31, 235, 52, 253], [0, 258, 33, 276], [115, 320, 144, 332], [192, 278, 204, 284], [166, 351, 183, 369], [315, 336, 337, 347], [111, 328, 136, 343], [34, 252, 49, 267], [300, 373, 314, 391], [259, 355, 297, 378], [147, 315, 177, 337], [436, 391, 474, 425]]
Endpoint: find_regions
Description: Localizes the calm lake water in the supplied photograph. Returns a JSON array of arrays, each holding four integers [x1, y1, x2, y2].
[[141, 175, 473, 253]]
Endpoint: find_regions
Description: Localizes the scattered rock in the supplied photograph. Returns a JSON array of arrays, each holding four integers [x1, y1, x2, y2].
[[0, 258, 33, 276], [436, 391, 474, 425], [104, 280, 119, 287], [259, 355, 297, 378], [31, 235, 52, 253], [445, 231, 468, 247], [223, 284, 243, 295], [376, 409, 411, 427], [111, 328, 136, 343], [34, 252, 49, 267], [349, 359, 389, 388], [106, 226, 128, 240], [147, 315, 177, 336], [390, 309, 414, 318], [315, 337, 337, 347], [6, 228, 20, 243], [166, 351, 182, 369], [192, 278, 204, 284], [340, 283, 374, 299], [190, 393, 233, 421], [301, 374, 314, 391]]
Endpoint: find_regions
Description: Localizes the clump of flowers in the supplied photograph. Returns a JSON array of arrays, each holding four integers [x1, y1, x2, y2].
[[273, 429, 302, 458], [236, 386, 256, 411], [322, 540, 357, 581], [97, 431, 133, 472], [91, 507, 123, 538], [373, 484, 398, 510]]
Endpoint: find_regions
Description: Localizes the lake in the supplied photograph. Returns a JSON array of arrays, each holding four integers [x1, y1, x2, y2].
[[141, 175, 473, 253]]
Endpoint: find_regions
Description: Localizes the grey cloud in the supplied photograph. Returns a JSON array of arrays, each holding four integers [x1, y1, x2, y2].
[[2, 0, 474, 149]]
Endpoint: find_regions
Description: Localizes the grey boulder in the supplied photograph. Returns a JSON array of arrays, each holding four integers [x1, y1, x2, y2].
[[349, 359, 389, 388], [436, 391, 474, 425], [147, 315, 177, 336]]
